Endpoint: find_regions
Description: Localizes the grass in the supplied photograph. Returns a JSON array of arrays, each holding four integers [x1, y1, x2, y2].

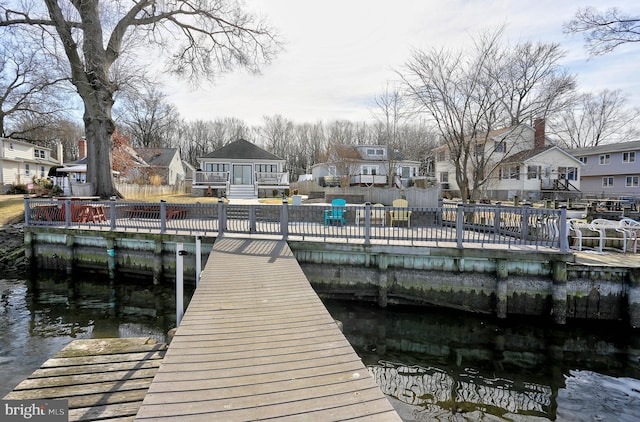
[[0, 197, 25, 226]]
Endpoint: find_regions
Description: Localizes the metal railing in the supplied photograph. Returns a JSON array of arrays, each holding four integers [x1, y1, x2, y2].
[[24, 198, 569, 251]]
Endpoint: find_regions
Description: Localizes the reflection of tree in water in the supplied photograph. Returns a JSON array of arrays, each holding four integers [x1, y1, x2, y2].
[[370, 361, 552, 419]]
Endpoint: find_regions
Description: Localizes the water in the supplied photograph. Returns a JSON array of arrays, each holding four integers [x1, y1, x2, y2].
[[0, 271, 194, 398], [323, 300, 640, 421], [1, 273, 639, 421]]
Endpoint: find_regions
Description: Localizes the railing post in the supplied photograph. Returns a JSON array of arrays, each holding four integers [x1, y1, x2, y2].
[[160, 200, 167, 234], [364, 202, 371, 246], [218, 197, 226, 235], [456, 203, 464, 249], [65, 198, 72, 227], [249, 205, 257, 234], [110, 196, 117, 231], [23, 195, 30, 226], [175, 242, 185, 327], [521, 204, 530, 241], [493, 202, 501, 236], [281, 196, 289, 240], [559, 206, 569, 252], [195, 234, 202, 287]]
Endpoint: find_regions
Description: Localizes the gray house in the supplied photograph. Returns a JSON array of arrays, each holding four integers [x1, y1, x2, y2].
[[571, 140, 640, 198], [194, 139, 289, 199]]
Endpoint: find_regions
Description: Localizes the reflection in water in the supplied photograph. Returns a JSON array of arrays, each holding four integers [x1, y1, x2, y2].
[[0, 272, 193, 398], [323, 299, 640, 421]]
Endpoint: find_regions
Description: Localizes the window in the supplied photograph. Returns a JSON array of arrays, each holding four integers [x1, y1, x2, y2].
[[40, 166, 45, 178], [623, 152, 636, 163], [440, 172, 449, 183], [474, 143, 484, 155], [256, 164, 277, 173], [8, 143, 14, 150], [558, 167, 578, 181], [602, 177, 614, 187], [579, 156, 587, 164], [626, 176, 639, 187], [500, 165, 520, 180], [366, 148, 383, 156], [527, 165, 540, 180], [34, 149, 46, 159], [599, 154, 610, 165], [366, 148, 375, 155], [376, 149, 383, 155], [361, 165, 378, 175], [25, 164, 30, 176], [495, 141, 506, 153], [436, 151, 446, 162], [204, 163, 229, 172]]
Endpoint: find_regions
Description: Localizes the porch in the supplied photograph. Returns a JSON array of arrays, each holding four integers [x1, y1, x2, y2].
[[192, 170, 289, 199]]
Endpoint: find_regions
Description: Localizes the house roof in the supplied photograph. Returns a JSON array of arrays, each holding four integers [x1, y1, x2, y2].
[[134, 148, 179, 168], [502, 145, 581, 165], [200, 139, 283, 161], [571, 140, 640, 156]]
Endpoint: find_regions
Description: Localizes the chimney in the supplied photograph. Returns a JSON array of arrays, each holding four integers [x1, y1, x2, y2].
[[534, 118, 545, 149], [78, 137, 87, 159]]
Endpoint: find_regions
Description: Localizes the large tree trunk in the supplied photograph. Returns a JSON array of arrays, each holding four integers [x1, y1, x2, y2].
[[83, 94, 117, 199]]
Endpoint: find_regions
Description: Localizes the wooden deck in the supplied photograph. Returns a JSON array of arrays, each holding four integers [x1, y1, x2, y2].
[[3, 337, 166, 422], [134, 238, 400, 421]]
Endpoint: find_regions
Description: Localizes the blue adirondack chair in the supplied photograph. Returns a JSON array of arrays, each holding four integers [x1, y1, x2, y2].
[[324, 198, 347, 226]]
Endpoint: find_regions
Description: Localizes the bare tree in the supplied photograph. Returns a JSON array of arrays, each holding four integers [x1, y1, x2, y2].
[[401, 29, 577, 201], [116, 86, 179, 148], [492, 41, 576, 126], [0, 37, 69, 139], [401, 30, 504, 201], [564, 7, 640, 56], [550, 89, 640, 148], [1, 1, 280, 198], [261, 114, 294, 160], [371, 83, 410, 186]]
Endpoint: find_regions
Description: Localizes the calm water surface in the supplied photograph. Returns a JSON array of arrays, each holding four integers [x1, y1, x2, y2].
[[1, 272, 639, 421], [323, 300, 640, 421]]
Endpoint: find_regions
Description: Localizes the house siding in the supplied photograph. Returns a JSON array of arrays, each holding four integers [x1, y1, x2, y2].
[[572, 141, 640, 197], [1, 138, 57, 190]]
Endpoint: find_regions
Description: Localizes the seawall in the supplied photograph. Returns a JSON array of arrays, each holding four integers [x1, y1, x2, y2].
[[23, 227, 640, 327]]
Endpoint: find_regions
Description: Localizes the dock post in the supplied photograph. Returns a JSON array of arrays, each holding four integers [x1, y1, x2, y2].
[[176, 242, 185, 326], [496, 259, 508, 319], [628, 269, 640, 328], [160, 200, 167, 234], [551, 260, 567, 324], [378, 254, 389, 307], [195, 234, 202, 287], [23, 195, 30, 226], [153, 240, 163, 285], [106, 237, 116, 280]]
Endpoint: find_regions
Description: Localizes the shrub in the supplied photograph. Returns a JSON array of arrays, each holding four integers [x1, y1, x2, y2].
[[7, 184, 28, 194]]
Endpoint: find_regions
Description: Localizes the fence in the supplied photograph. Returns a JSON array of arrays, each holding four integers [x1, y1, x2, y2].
[[24, 198, 568, 251], [290, 182, 440, 207], [115, 182, 189, 199]]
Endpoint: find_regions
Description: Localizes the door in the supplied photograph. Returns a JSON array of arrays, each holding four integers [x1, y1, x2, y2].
[[232, 164, 253, 185]]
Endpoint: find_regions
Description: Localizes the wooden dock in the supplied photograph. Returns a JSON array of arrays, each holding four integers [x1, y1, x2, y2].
[[134, 238, 400, 421], [3, 337, 166, 422]]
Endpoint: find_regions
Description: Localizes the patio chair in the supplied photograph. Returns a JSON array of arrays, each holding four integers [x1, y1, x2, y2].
[[324, 198, 347, 226], [356, 203, 386, 226], [389, 198, 412, 227]]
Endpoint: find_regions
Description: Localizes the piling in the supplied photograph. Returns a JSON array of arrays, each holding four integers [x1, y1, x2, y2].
[[496, 259, 508, 319], [628, 269, 640, 328], [551, 260, 567, 324]]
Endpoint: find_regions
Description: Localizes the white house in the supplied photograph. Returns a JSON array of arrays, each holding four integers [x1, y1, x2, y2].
[[1, 138, 61, 192], [194, 139, 289, 199], [133, 148, 186, 186], [434, 119, 582, 201], [311, 144, 422, 188]]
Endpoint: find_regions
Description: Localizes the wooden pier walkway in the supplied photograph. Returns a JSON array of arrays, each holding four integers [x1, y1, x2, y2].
[[134, 237, 400, 421]]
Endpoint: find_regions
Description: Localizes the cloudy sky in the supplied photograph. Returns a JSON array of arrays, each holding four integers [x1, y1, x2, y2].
[[163, 0, 640, 126]]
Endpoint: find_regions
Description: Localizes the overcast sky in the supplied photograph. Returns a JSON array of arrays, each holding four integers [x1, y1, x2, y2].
[[163, 0, 640, 126]]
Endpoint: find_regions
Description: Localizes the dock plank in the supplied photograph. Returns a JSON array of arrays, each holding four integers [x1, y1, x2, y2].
[[4, 338, 166, 422], [135, 238, 399, 421]]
